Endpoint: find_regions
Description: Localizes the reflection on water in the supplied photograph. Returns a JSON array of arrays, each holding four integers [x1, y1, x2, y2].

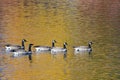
[[0, 0, 120, 80]]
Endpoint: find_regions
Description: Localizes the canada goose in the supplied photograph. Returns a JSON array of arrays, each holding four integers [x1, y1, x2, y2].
[[5, 39, 27, 52], [34, 40, 56, 52], [73, 42, 93, 52], [13, 44, 33, 57], [51, 42, 68, 54]]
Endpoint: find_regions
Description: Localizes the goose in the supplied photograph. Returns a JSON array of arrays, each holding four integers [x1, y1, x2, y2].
[[5, 39, 27, 52], [51, 42, 68, 54], [73, 42, 93, 52], [13, 44, 33, 57], [34, 40, 56, 52]]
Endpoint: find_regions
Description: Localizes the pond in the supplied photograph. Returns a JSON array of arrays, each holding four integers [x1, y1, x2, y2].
[[0, 0, 120, 80]]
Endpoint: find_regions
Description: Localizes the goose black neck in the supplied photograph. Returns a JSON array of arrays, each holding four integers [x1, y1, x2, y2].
[[63, 44, 66, 49], [52, 42, 55, 47], [28, 45, 32, 51], [88, 43, 91, 48], [21, 41, 25, 49]]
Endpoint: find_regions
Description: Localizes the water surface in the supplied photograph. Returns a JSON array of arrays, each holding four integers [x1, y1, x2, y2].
[[0, 0, 120, 80]]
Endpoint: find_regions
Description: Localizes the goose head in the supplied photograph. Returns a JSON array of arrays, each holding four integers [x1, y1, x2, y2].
[[63, 42, 68, 49], [52, 40, 57, 47], [52, 40, 57, 43], [21, 39, 27, 49], [22, 39, 27, 42], [28, 44, 34, 51], [29, 44, 34, 46], [88, 41, 93, 48]]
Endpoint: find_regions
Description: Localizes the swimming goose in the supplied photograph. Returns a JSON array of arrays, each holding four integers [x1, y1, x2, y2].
[[5, 39, 27, 52], [13, 44, 33, 57], [51, 42, 68, 53], [73, 42, 93, 52], [34, 40, 56, 52]]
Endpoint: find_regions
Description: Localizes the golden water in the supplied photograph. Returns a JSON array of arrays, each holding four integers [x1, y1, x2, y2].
[[0, 0, 120, 80]]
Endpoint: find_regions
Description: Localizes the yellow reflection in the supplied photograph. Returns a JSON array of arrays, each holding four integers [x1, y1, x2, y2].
[[1, 0, 120, 80], [2, 0, 72, 80], [3, 0, 72, 46]]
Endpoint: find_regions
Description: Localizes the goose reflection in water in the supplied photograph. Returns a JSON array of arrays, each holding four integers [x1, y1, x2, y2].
[[51, 51, 67, 59], [74, 50, 92, 54], [74, 50, 93, 58]]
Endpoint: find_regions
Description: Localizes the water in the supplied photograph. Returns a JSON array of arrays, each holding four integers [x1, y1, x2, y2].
[[0, 0, 120, 80]]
